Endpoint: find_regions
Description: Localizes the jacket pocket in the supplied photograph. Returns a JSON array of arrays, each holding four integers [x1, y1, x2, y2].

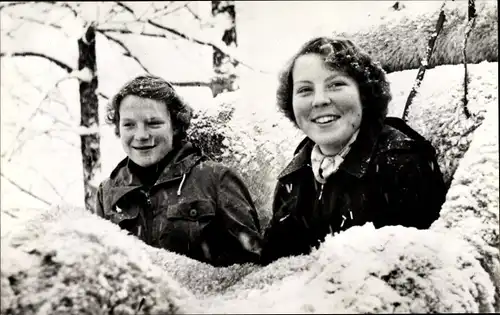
[[103, 200, 140, 227], [154, 199, 216, 255]]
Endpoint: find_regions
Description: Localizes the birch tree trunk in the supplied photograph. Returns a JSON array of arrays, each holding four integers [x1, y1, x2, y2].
[[78, 24, 101, 212], [211, 0, 238, 97]]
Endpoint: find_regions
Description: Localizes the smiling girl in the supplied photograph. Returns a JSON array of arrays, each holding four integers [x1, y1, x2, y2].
[[94, 75, 262, 267], [260, 37, 446, 264]]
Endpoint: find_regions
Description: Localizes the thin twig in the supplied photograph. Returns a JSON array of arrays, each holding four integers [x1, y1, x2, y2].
[[1, 172, 52, 206], [462, 0, 476, 119]]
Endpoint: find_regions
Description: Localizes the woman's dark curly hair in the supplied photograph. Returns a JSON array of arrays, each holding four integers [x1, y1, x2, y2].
[[106, 75, 193, 146], [276, 36, 392, 128]]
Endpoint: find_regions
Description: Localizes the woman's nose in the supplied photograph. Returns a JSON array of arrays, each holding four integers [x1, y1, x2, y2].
[[312, 89, 329, 107]]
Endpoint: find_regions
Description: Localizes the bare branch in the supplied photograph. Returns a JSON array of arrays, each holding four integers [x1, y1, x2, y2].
[[1, 172, 52, 206], [115, 1, 134, 15], [97, 31, 152, 73], [9, 14, 62, 29], [99, 92, 109, 100], [9, 94, 73, 127], [185, 3, 204, 22], [3, 73, 81, 162], [0, 2, 32, 11], [26, 165, 64, 200], [45, 1, 79, 17], [152, 2, 191, 19], [0, 51, 73, 73]]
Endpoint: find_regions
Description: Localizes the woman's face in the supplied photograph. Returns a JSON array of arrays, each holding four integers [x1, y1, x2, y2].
[[292, 53, 363, 155], [119, 95, 174, 167]]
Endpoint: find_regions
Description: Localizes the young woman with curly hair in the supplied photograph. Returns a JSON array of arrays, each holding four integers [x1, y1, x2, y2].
[[260, 37, 446, 264]]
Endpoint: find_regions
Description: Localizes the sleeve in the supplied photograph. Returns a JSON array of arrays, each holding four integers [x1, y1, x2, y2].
[[93, 182, 105, 218], [374, 148, 446, 229], [259, 182, 314, 265], [213, 167, 263, 266]]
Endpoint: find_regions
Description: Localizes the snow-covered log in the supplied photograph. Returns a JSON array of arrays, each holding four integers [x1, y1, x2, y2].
[[331, 1, 497, 72]]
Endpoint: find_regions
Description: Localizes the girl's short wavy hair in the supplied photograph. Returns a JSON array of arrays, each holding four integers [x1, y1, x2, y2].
[[276, 37, 392, 128], [106, 75, 193, 145]]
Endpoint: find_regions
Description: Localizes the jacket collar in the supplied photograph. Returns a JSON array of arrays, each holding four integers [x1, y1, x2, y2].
[[104, 141, 205, 208], [277, 120, 384, 180]]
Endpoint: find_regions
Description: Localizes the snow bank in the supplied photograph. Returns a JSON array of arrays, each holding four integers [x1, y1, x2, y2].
[[2, 207, 497, 313]]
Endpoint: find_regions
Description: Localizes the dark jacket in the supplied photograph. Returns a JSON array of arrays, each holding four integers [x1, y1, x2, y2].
[[94, 142, 262, 267], [260, 117, 446, 265]]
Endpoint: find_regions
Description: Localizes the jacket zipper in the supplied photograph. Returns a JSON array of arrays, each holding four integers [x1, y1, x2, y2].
[[318, 184, 324, 200]]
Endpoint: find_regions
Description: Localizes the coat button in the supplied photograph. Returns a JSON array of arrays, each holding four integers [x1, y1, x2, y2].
[[189, 209, 197, 217]]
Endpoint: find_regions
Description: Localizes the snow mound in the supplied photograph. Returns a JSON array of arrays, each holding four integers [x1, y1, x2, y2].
[[1, 206, 199, 315]]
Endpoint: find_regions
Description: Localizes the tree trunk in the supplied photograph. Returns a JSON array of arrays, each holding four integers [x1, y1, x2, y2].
[[78, 24, 101, 212], [211, 0, 238, 97]]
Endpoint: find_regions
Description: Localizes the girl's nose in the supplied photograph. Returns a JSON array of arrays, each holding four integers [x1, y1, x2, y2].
[[135, 125, 150, 140]]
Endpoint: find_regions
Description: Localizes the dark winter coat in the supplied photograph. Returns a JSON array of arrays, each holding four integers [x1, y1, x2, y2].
[[260, 117, 446, 265], [94, 142, 262, 267]]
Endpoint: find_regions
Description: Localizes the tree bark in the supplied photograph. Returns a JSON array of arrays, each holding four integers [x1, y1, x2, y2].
[[78, 24, 101, 212], [402, 4, 446, 122], [211, 0, 238, 97]]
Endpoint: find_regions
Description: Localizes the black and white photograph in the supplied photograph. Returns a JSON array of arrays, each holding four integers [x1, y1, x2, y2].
[[1, 1, 498, 313]]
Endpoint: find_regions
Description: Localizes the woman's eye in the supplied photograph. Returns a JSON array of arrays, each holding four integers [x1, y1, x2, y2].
[[122, 122, 134, 128], [327, 81, 345, 89]]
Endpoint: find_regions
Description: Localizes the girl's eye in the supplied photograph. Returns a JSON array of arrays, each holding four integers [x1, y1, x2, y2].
[[296, 86, 312, 94], [148, 121, 163, 127], [122, 122, 134, 128]]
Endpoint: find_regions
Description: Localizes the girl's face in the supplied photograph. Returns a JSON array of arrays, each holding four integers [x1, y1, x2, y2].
[[292, 53, 363, 155], [119, 95, 174, 167]]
